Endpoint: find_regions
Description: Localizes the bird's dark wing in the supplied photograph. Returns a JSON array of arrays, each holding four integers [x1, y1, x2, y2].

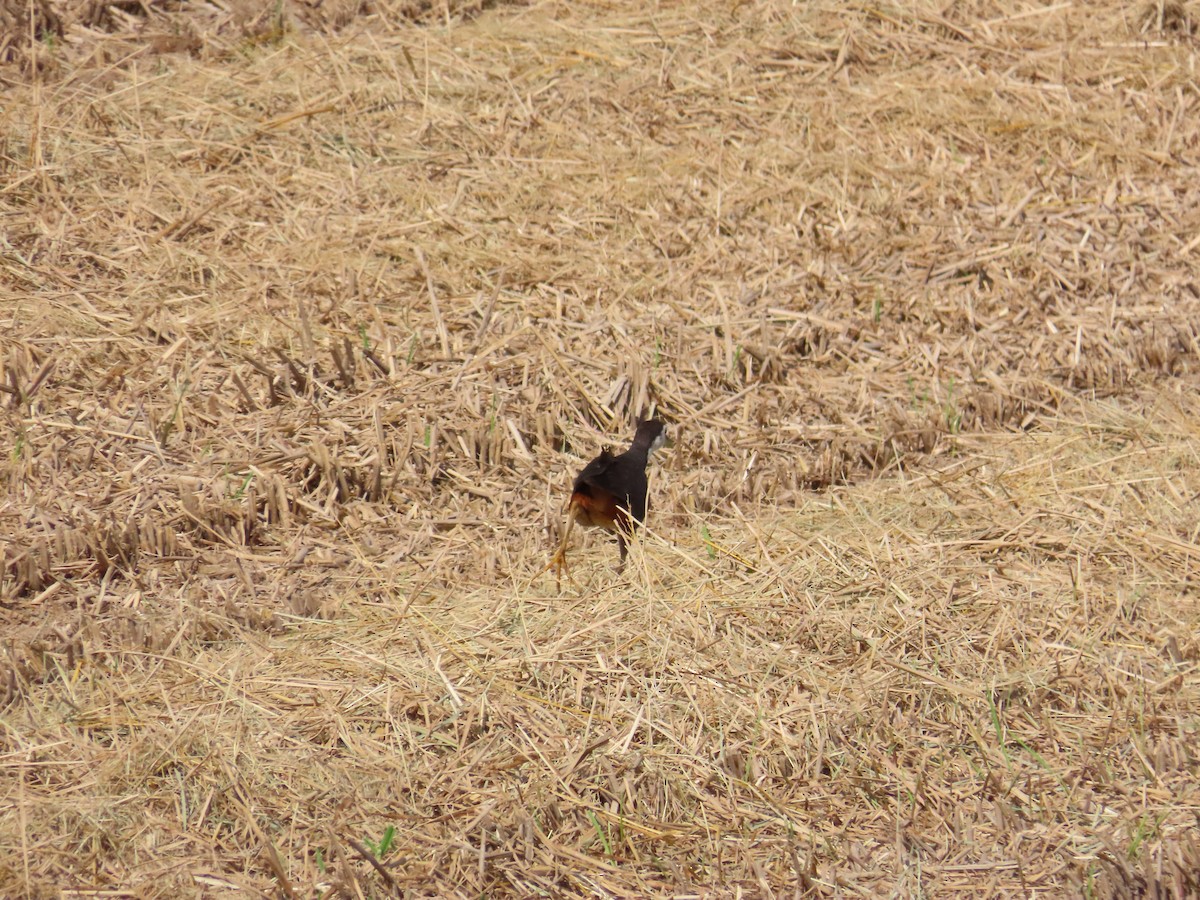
[[573, 448, 616, 491], [575, 452, 649, 523]]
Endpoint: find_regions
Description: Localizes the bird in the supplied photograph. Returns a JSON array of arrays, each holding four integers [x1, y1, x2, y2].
[[543, 419, 667, 586]]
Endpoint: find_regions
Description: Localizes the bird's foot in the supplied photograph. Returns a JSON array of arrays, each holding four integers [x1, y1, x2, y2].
[[537, 548, 579, 591]]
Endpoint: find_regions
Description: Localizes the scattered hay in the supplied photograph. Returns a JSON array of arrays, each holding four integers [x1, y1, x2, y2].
[[0, 0, 524, 81], [0, 0, 62, 72], [1139, 0, 1197, 36], [3, 0, 1200, 895]]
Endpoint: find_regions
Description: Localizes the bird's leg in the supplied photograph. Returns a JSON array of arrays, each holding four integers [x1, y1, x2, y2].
[[616, 531, 628, 573], [553, 513, 575, 590], [538, 503, 580, 589]]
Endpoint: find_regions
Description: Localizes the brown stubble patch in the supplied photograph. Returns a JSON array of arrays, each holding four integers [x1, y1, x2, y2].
[[3, 0, 1200, 896]]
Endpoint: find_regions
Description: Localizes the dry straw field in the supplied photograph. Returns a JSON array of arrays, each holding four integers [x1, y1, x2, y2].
[[3, 0, 1200, 896]]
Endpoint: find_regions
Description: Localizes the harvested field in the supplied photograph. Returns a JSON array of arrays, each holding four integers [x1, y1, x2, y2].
[[3, 0, 1200, 896]]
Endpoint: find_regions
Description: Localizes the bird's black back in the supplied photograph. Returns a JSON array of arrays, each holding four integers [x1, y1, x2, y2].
[[571, 419, 665, 525], [573, 448, 651, 523]]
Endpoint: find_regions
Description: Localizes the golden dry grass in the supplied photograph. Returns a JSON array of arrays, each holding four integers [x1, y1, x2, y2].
[[2, 0, 1200, 896]]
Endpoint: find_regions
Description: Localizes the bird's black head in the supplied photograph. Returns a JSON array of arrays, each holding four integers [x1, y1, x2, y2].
[[633, 419, 667, 456]]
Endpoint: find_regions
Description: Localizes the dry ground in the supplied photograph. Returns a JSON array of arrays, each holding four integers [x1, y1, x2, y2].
[[3, 0, 1200, 896]]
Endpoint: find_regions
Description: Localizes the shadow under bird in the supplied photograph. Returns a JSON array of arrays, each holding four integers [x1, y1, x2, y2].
[[544, 419, 667, 586]]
